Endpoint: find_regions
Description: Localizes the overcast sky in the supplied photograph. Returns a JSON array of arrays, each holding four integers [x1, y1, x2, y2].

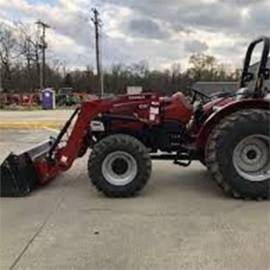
[[0, 0, 269, 71]]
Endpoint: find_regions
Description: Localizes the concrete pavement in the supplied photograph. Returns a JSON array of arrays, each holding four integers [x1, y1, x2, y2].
[[0, 129, 270, 270]]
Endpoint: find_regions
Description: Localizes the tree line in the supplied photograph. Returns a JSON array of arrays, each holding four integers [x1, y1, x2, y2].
[[0, 22, 241, 96]]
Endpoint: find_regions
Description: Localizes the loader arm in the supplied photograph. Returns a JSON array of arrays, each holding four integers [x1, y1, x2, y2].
[[55, 100, 112, 169], [33, 100, 114, 185], [0, 100, 112, 196]]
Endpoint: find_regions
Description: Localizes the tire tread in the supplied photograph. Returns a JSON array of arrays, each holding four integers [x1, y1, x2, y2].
[[205, 109, 270, 200], [88, 134, 152, 197]]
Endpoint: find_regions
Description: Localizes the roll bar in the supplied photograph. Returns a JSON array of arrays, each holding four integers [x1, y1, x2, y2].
[[240, 36, 270, 95]]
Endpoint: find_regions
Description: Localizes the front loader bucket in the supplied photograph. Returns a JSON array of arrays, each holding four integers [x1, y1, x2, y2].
[[0, 139, 54, 197], [0, 153, 38, 196]]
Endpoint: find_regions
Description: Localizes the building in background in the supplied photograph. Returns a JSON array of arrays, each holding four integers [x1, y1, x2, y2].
[[248, 57, 270, 90], [192, 81, 238, 97], [193, 58, 270, 97]]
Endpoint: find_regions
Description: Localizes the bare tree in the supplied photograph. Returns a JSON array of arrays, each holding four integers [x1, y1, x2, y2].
[[16, 22, 41, 89], [0, 23, 18, 90]]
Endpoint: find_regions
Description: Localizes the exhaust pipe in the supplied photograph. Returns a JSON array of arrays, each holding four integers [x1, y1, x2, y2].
[[0, 139, 55, 197]]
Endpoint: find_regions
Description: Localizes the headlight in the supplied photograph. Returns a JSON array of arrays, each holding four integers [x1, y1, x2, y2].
[[90, 121, 105, 131]]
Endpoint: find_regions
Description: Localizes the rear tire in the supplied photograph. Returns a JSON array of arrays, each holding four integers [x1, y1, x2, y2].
[[205, 109, 270, 200], [88, 134, 152, 197]]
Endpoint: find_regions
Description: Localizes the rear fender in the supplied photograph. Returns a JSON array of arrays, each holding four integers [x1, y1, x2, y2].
[[196, 99, 270, 150]]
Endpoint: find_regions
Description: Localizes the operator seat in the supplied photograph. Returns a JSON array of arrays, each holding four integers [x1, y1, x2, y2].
[[161, 91, 193, 124], [172, 92, 193, 111]]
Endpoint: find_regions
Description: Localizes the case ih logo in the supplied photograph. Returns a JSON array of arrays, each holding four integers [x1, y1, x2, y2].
[[128, 95, 146, 100], [138, 104, 148, 109]]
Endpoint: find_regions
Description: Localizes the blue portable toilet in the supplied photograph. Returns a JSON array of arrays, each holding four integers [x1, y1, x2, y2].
[[41, 88, 55, 110]]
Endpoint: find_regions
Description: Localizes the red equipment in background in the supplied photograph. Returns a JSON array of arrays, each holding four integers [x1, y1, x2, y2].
[[0, 93, 40, 108]]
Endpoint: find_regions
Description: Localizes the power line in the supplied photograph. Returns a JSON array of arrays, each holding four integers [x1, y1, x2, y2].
[[36, 20, 50, 89], [91, 8, 104, 97]]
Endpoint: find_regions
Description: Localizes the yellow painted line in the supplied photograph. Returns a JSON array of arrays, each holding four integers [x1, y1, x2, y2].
[[43, 127, 60, 133], [0, 120, 64, 129]]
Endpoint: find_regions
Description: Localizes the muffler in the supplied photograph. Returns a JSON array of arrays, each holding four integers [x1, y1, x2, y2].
[[0, 139, 54, 197]]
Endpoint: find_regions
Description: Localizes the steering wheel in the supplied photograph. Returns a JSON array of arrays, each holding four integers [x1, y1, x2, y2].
[[191, 88, 233, 104], [191, 88, 210, 103]]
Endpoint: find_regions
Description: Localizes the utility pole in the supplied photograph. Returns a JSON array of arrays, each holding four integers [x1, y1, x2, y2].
[[36, 20, 50, 89], [0, 64, 2, 92], [91, 8, 104, 97]]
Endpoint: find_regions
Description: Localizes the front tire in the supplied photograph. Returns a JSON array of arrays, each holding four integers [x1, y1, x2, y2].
[[205, 109, 270, 200], [88, 134, 152, 197]]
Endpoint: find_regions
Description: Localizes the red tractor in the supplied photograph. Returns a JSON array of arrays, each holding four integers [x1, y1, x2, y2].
[[1, 37, 270, 200]]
